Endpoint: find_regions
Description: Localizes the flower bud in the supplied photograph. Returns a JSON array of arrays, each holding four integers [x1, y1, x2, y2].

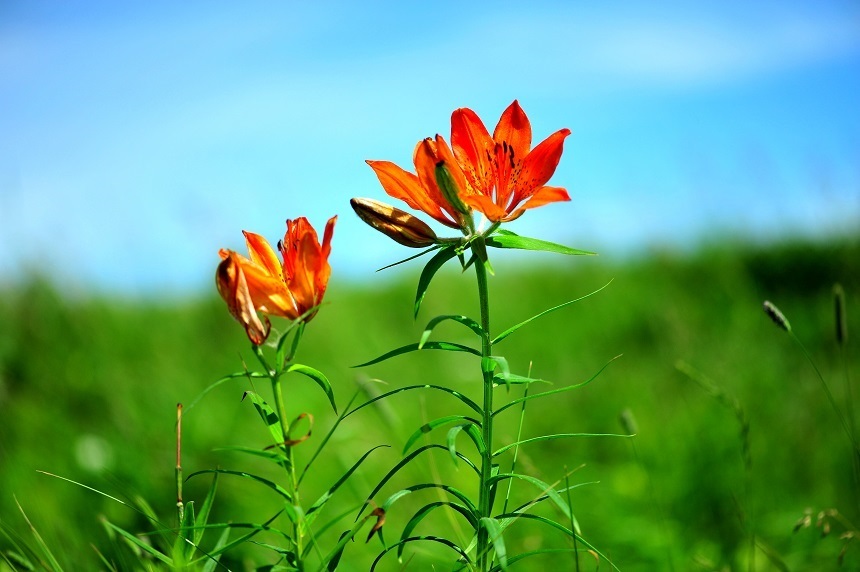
[[351, 198, 439, 248], [434, 161, 471, 217]]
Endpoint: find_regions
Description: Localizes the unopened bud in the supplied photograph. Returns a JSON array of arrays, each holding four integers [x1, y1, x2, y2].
[[351, 198, 438, 248], [763, 300, 791, 332], [435, 161, 471, 217]]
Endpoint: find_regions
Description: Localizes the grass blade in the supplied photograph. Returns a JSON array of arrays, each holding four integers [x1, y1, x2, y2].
[[344, 384, 482, 419], [306, 445, 389, 523], [493, 433, 631, 458], [285, 363, 338, 414], [479, 517, 507, 570], [485, 234, 596, 256], [353, 341, 480, 368], [402, 415, 482, 455], [370, 536, 471, 571], [492, 280, 612, 345], [419, 314, 484, 349], [185, 469, 292, 503], [398, 502, 478, 559], [493, 355, 621, 417]]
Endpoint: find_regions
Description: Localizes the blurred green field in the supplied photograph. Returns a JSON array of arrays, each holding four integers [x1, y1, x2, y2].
[[1, 236, 858, 571]]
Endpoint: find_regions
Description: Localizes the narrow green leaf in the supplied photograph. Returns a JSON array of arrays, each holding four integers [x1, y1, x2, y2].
[[194, 473, 219, 546], [353, 341, 480, 368], [103, 521, 173, 565], [483, 356, 510, 390], [186, 469, 292, 503], [494, 433, 631, 457], [419, 315, 483, 349], [414, 245, 458, 317], [380, 483, 478, 516], [285, 363, 338, 414], [189, 511, 285, 565], [480, 517, 507, 570], [344, 384, 482, 419], [486, 473, 575, 528], [213, 445, 286, 464], [485, 234, 596, 256], [241, 391, 284, 445], [376, 245, 442, 272], [371, 536, 472, 571], [504, 482, 596, 519], [397, 502, 478, 559], [446, 422, 487, 466], [306, 445, 389, 522], [489, 546, 619, 572], [179, 500, 196, 560], [321, 507, 388, 572], [488, 514, 620, 572], [275, 318, 306, 367], [492, 280, 613, 345], [492, 373, 549, 386], [493, 355, 622, 417], [325, 530, 352, 572], [357, 447, 480, 520], [200, 526, 229, 572], [184, 371, 268, 414], [402, 415, 481, 455], [471, 235, 494, 275], [11, 498, 65, 572]]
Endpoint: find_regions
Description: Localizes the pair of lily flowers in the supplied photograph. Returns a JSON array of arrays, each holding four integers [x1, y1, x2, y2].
[[217, 101, 572, 344]]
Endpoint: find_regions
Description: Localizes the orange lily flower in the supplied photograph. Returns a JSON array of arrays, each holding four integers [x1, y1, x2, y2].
[[366, 136, 472, 231], [216, 216, 336, 344], [451, 100, 571, 222]]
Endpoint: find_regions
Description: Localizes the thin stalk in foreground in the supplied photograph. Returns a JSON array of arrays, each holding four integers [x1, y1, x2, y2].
[[254, 345, 304, 563], [790, 332, 859, 457], [475, 255, 494, 571], [175, 403, 184, 525]]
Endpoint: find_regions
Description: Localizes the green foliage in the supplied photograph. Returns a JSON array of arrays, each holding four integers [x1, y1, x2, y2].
[[0, 237, 858, 569]]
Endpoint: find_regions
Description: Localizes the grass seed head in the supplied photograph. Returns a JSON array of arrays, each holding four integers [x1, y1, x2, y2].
[[834, 283, 847, 346], [763, 300, 791, 332]]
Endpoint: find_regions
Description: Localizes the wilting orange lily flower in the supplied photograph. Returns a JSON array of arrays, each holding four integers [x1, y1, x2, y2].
[[216, 216, 336, 344], [366, 136, 472, 231], [451, 100, 571, 222]]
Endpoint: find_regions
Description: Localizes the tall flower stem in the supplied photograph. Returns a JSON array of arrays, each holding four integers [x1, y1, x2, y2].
[[474, 252, 494, 571], [254, 345, 303, 563]]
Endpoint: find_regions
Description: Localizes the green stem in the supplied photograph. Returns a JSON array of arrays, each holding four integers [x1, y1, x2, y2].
[[175, 403, 184, 526], [254, 345, 304, 566], [475, 255, 494, 571], [790, 332, 859, 456], [272, 375, 303, 564]]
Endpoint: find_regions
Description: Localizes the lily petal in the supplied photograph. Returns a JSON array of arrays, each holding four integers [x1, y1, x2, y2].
[[243, 231, 283, 280], [462, 193, 509, 223], [282, 216, 335, 318], [506, 186, 571, 221], [366, 159, 458, 228], [451, 107, 494, 195], [493, 100, 532, 163], [216, 253, 271, 344], [233, 253, 298, 319], [515, 128, 570, 205]]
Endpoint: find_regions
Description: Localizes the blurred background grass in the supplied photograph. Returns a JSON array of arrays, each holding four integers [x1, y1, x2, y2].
[[1, 235, 858, 570]]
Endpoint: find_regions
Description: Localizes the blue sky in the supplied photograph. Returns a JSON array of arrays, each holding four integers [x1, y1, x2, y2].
[[1, 1, 858, 295]]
